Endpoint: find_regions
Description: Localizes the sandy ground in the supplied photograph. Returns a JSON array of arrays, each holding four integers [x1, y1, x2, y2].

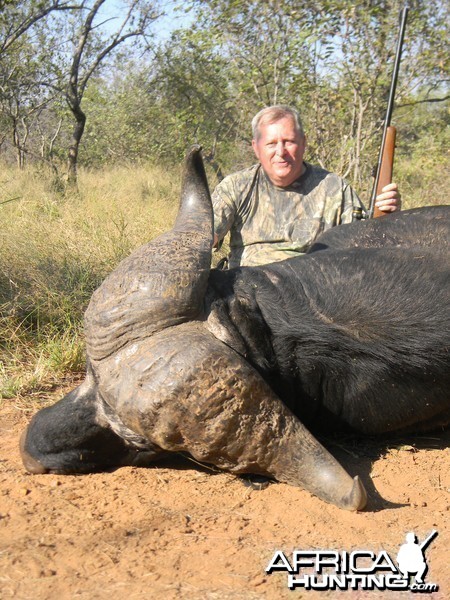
[[1, 383, 449, 600]]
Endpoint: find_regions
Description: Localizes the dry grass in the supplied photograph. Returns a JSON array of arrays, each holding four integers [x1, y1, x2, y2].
[[0, 162, 180, 400]]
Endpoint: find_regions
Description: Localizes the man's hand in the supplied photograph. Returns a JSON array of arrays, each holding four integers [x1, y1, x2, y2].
[[375, 183, 402, 212]]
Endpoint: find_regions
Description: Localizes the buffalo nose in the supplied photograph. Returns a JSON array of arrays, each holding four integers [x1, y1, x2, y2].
[[19, 429, 48, 474]]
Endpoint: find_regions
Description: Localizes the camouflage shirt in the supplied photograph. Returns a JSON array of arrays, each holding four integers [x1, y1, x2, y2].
[[212, 162, 365, 267]]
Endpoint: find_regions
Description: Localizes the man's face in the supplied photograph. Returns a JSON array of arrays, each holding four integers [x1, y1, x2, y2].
[[252, 116, 306, 187]]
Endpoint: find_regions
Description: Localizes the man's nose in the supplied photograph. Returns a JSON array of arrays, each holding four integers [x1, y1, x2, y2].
[[275, 141, 286, 155]]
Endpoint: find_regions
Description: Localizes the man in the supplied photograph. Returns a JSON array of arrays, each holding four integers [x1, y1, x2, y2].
[[212, 105, 401, 268]]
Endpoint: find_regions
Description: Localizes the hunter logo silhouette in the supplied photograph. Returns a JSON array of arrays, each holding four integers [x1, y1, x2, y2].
[[396, 530, 438, 584]]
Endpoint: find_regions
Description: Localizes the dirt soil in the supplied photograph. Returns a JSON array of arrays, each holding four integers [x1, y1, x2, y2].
[[1, 383, 449, 600]]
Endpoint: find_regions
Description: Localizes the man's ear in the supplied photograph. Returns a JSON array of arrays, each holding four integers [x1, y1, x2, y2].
[[252, 138, 260, 160]]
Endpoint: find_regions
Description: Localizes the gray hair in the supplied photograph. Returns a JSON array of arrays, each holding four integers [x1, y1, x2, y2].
[[252, 105, 304, 140]]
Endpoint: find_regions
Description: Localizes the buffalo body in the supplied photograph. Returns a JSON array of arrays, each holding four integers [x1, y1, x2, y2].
[[21, 148, 450, 511]]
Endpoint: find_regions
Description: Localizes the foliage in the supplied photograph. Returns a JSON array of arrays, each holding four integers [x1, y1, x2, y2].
[[395, 100, 449, 208], [0, 1, 448, 189]]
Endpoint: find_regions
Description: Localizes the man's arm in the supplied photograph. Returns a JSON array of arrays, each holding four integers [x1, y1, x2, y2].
[[211, 175, 240, 249]]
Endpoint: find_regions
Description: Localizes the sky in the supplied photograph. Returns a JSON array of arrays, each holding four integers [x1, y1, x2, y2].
[[97, 0, 195, 43]]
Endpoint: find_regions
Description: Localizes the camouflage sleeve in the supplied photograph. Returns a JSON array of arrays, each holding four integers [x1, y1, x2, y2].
[[340, 183, 367, 224], [211, 178, 238, 240]]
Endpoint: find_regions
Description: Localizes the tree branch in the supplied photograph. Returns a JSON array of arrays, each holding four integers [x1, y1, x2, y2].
[[2, 1, 83, 53], [398, 95, 450, 107]]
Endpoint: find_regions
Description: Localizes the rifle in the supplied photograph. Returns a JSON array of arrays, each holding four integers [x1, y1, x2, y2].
[[368, 6, 408, 219], [419, 530, 438, 553]]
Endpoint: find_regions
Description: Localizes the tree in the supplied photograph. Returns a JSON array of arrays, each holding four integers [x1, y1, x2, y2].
[[0, 1, 162, 183], [191, 1, 320, 140], [61, 0, 162, 185], [0, 0, 447, 195], [0, 1, 81, 166], [79, 29, 243, 176], [307, 0, 450, 189]]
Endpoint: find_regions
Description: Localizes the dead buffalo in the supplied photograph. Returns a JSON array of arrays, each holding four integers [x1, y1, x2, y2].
[[20, 147, 449, 511]]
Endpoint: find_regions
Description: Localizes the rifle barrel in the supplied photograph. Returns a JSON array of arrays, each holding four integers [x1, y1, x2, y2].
[[368, 6, 408, 218]]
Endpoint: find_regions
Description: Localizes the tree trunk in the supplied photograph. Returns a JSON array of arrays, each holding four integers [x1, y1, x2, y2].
[[67, 104, 86, 187], [13, 122, 24, 170]]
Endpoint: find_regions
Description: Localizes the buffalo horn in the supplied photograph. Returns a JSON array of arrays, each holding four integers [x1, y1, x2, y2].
[[84, 146, 213, 361]]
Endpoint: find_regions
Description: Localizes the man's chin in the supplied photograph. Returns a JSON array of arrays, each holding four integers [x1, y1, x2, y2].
[[271, 168, 295, 186]]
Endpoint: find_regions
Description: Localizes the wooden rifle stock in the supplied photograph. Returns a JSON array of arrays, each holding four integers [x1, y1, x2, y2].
[[372, 126, 396, 219]]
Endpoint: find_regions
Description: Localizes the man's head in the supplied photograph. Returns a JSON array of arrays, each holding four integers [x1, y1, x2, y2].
[[252, 105, 306, 187]]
